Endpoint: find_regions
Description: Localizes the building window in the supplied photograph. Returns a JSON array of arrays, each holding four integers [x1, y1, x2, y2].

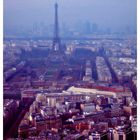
[[119, 135, 123, 140]]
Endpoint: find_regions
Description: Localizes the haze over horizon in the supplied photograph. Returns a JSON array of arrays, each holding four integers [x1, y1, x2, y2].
[[4, 0, 137, 35]]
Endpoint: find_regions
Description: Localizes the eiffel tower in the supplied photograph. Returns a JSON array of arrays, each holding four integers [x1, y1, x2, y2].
[[47, 2, 66, 63]]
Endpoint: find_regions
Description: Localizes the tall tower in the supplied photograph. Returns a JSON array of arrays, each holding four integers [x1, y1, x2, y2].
[[53, 2, 61, 51], [47, 2, 66, 63]]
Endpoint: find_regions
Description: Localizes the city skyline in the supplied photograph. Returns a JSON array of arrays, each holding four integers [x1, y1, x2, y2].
[[3, 1, 137, 140], [4, 0, 137, 36]]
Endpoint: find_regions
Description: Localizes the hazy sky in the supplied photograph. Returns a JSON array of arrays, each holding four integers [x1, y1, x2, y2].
[[4, 0, 137, 31]]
